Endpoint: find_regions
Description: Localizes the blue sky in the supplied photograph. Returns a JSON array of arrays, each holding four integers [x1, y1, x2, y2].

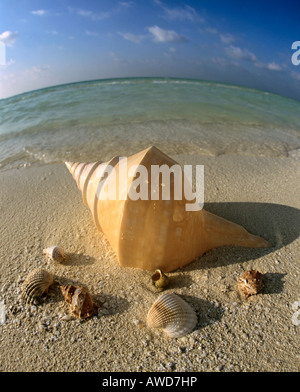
[[1, 0, 300, 100]]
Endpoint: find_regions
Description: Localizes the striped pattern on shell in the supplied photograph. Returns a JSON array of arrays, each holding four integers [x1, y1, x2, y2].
[[146, 292, 197, 338], [21, 268, 54, 304], [60, 285, 98, 319], [65, 146, 270, 272]]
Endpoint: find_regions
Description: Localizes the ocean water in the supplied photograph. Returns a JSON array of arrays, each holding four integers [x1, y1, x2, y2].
[[0, 77, 300, 171]]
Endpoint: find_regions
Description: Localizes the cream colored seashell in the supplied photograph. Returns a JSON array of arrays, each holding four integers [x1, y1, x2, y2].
[[146, 292, 197, 338], [60, 285, 98, 319], [65, 146, 270, 272], [21, 268, 54, 304], [43, 246, 66, 263], [151, 269, 169, 291]]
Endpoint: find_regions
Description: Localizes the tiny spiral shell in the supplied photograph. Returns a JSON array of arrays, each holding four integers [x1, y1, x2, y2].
[[151, 269, 169, 291], [146, 293, 197, 338], [21, 268, 54, 304], [43, 246, 66, 263]]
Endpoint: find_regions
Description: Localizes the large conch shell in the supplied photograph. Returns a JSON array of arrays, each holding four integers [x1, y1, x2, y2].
[[65, 146, 269, 272]]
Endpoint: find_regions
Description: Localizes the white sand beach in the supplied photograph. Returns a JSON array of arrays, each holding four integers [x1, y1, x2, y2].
[[0, 149, 299, 372]]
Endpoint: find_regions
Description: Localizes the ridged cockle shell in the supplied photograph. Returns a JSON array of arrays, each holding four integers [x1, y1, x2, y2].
[[146, 292, 197, 338], [21, 268, 54, 304], [65, 146, 270, 272]]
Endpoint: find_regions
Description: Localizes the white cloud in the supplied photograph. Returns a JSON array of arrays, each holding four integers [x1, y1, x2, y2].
[[118, 1, 134, 8], [0, 31, 18, 47], [6, 58, 15, 66], [31, 10, 48, 16], [206, 28, 235, 45], [76, 9, 110, 20], [224, 44, 283, 74], [220, 33, 235, 44], [212, 57, 229, 66], [46, 30, 58, 35], [164, 5, 200, 22], [0, 58, 15, 68], [206, 27, 218, 34], [265, 62, 282, 71], [118, 32, 145, 43], [225, 45, 256, 62], [222, 41, 285, 75], [77, 9, 93, 17], [255, 61, 282, 71], [155, 1, 202, 22], [32, 65, 51, 73], [147, 25, 188, 43], [85, 31, 100, 37]]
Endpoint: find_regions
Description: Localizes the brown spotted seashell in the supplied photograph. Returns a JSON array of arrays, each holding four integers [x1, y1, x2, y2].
[[151, 269, 169, 291], [60, 285, 98, 319], [238, 270, 264, 298], [21, 268, 54, 304], [43, 246, 66, 263], [146, 292, 197, 338], [65, 146, 270, 272]]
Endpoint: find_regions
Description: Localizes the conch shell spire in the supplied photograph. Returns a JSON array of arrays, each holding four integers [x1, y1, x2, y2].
[[65, 146, 269, 272]]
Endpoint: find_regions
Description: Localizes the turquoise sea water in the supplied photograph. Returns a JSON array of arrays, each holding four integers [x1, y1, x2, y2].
[[0, 77, 300, 171]]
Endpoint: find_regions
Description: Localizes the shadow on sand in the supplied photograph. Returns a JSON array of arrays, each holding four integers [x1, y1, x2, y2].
[[185, 202, 300, 271]]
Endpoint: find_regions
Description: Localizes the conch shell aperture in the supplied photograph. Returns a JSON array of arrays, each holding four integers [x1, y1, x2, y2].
[[65, 146, 269, 272]]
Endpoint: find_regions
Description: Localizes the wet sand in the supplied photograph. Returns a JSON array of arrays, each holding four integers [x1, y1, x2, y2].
[[0, 150, 299, 372]]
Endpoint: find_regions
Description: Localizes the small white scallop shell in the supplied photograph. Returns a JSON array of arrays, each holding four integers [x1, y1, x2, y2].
[[21, 268, 54, 304], [146, 292, 197, 338], [43, 246, 65, 263]]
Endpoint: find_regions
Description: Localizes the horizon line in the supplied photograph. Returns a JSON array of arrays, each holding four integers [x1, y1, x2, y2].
[[1, 75, 300, 104]]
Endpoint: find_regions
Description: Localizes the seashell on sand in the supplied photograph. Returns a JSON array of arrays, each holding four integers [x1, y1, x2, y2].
[[43, 246, 66, 263], [151, 269, 169, 291], [60, 285, 98, 319], [21, 268, 54, 304], [146, 292, 197, 338], [65, 146, 270, 272], [238, 270, 264, 298]]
